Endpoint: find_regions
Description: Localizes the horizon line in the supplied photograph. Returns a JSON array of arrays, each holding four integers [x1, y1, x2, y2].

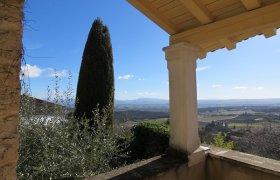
[[116, 97, 280, 101]]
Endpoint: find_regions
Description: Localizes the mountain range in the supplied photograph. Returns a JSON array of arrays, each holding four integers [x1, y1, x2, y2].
[[116, 98, 280, 107], [37, 97, 280, 108], [115, 98, 169, 105]]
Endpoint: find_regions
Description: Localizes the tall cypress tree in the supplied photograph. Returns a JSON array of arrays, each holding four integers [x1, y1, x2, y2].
[[74, 18, 114, 129]]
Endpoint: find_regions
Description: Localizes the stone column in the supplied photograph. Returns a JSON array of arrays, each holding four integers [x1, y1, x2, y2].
[[163, 42, 200, 154], [0, 0, 24, 179]]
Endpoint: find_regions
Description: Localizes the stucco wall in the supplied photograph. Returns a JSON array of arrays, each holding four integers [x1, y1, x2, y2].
[[88, 155, 205, 180], [152, 161, 205, 180], [207, 157, 279, 180], [0, 0, 24, 179], [206, 148, 280, 180]]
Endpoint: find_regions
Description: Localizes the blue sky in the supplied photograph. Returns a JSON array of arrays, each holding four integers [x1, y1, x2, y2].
[[22, 0, 280, 100]]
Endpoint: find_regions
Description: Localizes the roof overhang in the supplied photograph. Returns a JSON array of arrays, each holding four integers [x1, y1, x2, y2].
[[128, 0, 280, 58]]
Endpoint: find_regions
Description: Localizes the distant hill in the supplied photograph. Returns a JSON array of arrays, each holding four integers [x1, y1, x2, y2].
[[26, 96, 280, 111], [198, 99, 280, 107], [21, 95, 69, 115], [21, 96, 280, 122], [115, 98, 280, 112], [117, 98, 280, 106], [115, 98, 169, 105]]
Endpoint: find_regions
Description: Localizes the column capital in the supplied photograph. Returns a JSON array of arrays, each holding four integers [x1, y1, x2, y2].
[[163, 42, 199, 61]]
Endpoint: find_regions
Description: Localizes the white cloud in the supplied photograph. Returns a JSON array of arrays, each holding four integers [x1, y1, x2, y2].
[[20, 64, 70, 79], [233, 86, 248, 90], [116, 90, 128, 95], [212, 84, 223, 88], [47, 69, 68, 77], [255, 86, 264, 90], [196, 66, 210, 72], [138, 78, 145, 81], [26, 43, 43, 50], [118, 74, 134, 80], [137, 92, 156, 96], [162, 81, 169, 85], [21, 64, 43, 78]]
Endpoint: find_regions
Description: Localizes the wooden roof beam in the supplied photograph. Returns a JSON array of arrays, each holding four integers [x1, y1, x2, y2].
[[220, 38, 236, 50], [198, 51, 207, 59], [241, 0, 261, 10], [194, 45, 207, 59], [171, 2, 280, 46], [127, 0, 178, 34], [262, 28, 277, 38], [178, 0, 213, 24]]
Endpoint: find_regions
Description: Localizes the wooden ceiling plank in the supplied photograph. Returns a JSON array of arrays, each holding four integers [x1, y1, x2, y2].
[[200, 0, 217, 5], [219, 38, 236, 50], [213, 4, 246, 21], [164, 5, 188, 19], [172, 13, 193, 24], [152, 0, 173, 8], [178, 0, 213, 24], [207, 0, 240, 12], [262, 28, 277, 38], [158, 1, 181, 12], [171, 2, 280, 46], [128, 0, 178, 34], [177, 18, 202, 31], [241, 0, 261, 10]]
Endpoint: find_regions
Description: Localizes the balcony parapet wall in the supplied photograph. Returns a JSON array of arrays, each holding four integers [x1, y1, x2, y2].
[[207, 146, 280, 180], [88, 146, 280, 180]]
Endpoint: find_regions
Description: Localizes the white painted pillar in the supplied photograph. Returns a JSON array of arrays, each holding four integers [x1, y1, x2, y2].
[[163, 42, 200, 154]]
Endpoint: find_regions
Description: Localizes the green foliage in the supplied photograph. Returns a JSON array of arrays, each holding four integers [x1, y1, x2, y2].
[[199, 121, 232, 145], [234, 127, 280, 160], [212, 132, 234, 150], [17, 74, 127, 179], [129, 121, 169, 161], [228, 122, 263, 128], [74, 18, 114, 129]]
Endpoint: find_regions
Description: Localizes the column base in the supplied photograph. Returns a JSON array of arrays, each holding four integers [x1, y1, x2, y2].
[[188, 146, 210, 167], [166, 146, 188, 161], [166, 146, 210, 167]]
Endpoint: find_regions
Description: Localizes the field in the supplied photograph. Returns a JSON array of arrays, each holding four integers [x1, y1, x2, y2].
[[115, 106, 280, 129], [115, 105, 280, 160]]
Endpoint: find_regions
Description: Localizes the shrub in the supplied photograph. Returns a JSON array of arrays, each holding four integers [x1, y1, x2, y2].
[[234, 128, 280, 160], [129, 121, 169, 161], [212, 132, 234, 150], [17, 74, 128, 179]]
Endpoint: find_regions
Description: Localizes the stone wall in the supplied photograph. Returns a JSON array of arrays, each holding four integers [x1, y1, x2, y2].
[[0, 0, 24, 179]]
